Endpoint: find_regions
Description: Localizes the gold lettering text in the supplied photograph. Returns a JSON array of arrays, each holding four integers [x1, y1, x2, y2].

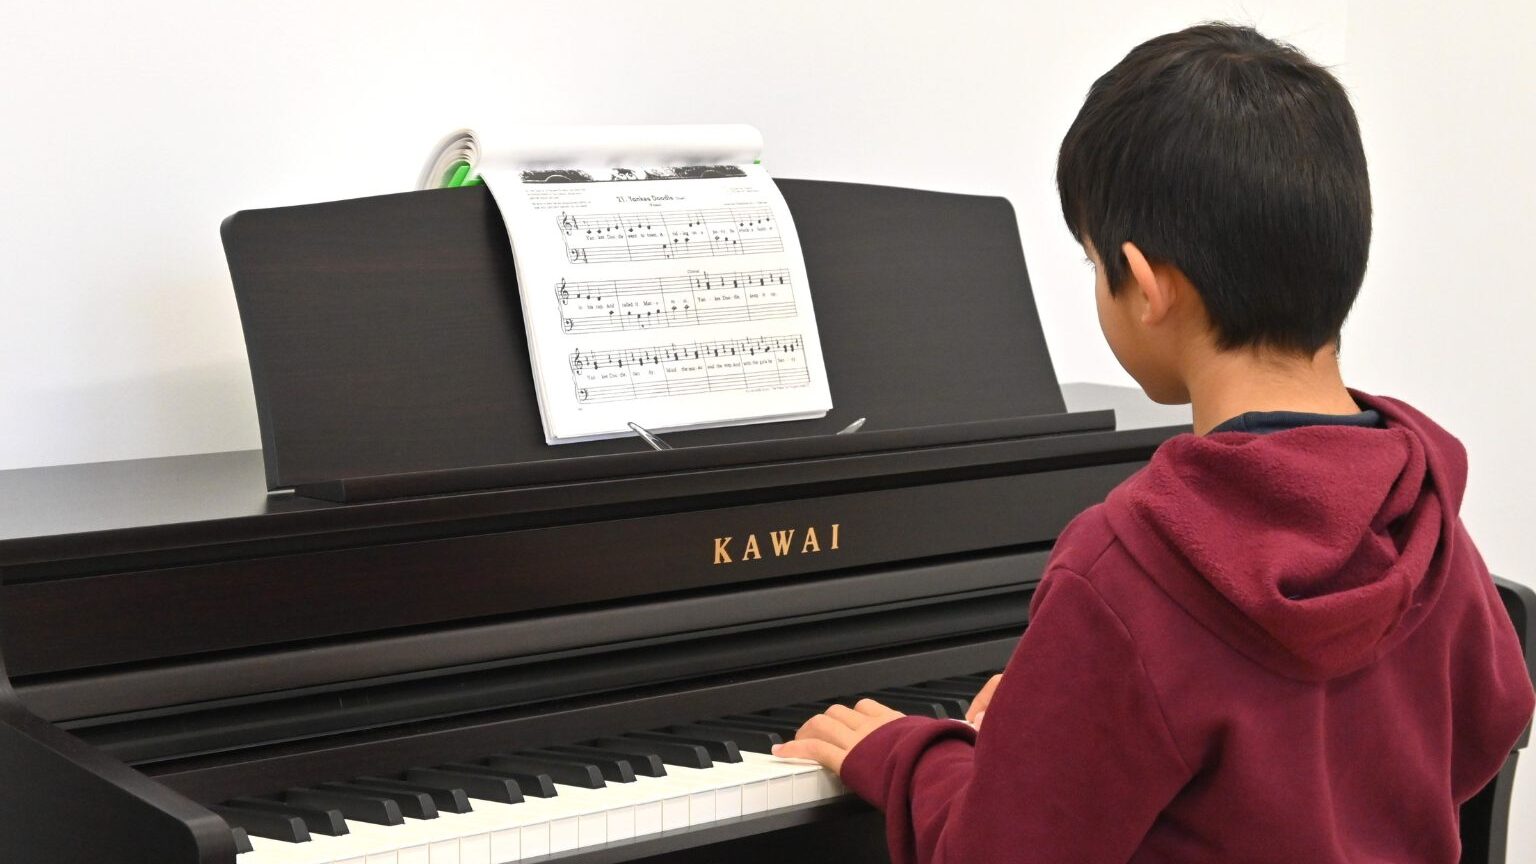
[[770, 529, 796, 557], [830, 523, 841, 550], [742, 534, 762, 560], [714, 536, 733, 565], [801, 526, 821, 553]]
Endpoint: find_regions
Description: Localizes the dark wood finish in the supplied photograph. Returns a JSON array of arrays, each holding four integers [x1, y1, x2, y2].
[[0, 178, 1194, 863], [222, 180, 1067, 490], [2, 461, 1134, 676], [0, 623, 237, 864], [293, 410, 1115, 502]]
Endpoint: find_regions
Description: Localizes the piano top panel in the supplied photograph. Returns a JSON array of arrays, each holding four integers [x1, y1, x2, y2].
[[0, 384, 1189, 573]]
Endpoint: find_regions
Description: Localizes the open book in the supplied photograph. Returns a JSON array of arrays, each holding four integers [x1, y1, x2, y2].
[[421, 125, 833, 445]]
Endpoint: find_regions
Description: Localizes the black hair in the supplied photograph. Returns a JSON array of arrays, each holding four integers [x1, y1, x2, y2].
[[1057, 23, 1371, 353]]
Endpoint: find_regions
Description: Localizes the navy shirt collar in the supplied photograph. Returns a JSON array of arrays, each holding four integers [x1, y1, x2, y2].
[[1209, 408, 1383, 436]]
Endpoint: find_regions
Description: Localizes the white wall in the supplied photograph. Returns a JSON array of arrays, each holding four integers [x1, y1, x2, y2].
[[1, 0, 1530, 854], [1340, 3, 1536, 849], [0, 0, 1344, 470]]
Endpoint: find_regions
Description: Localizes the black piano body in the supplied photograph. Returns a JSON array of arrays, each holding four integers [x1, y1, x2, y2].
[[0, 181, 1525, 863]]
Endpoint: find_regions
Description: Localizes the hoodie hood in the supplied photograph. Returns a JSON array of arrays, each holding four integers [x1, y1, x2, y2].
[[1104, 391, 1468, 682]]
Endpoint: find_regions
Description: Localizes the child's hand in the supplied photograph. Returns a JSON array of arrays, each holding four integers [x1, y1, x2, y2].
[[771, 699, 905, 774], [965, 674, 1003, 728]]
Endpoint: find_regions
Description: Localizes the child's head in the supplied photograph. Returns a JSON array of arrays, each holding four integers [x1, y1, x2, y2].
[[1057, 23, 1370, 402]]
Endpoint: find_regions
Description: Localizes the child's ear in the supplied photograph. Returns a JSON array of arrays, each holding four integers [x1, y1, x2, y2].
[[1121, 241, 1175, 326]]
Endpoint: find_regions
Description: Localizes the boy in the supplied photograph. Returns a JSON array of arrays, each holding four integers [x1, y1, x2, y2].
[[772, 23, 1536, 863]]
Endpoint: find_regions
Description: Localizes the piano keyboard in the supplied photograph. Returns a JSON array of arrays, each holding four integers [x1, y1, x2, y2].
[[224, 673, 993, 864]]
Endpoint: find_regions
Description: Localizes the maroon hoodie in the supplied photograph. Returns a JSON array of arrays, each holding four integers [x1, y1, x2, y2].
[[840, 392, 1534, 863]]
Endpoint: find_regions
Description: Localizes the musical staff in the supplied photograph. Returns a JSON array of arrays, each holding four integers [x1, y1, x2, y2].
[[569, 335, 811, 404], [556, 268, 796, 334], [482, 137, 830, 440], [559, 205, 782, 264]]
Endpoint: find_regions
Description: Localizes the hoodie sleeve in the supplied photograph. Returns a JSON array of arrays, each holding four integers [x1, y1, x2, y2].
[[840, 568, 1194, 864]]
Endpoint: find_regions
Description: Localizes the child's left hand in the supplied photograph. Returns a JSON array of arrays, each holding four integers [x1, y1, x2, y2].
[[770, 698, 905, 775]]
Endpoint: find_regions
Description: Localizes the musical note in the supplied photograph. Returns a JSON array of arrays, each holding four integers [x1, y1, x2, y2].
[[565, 335, 810, 404], [558, 204, 782, 265], [488, 153, 829, 440], [553, 269, 795, 335]]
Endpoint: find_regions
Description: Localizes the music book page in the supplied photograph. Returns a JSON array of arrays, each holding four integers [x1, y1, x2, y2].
[[421, 125, 833, 445]]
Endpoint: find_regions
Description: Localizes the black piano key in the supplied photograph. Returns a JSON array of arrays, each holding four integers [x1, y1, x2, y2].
[[759, 706, 823, 724], [669, 723, 783, 754], [547, 744, 666, 778], [210, 805, 311, 844], [592, 736, 712, 770], [718, 715, 801, 737], [319, 782, 438, 819], [407, 767, 525, 804], [231, 826, 253, 855], [790, 701, 841, 714], [841, 694, 951, 719], [523, 748, 636, 783], [871, 687, 970, 717], [438, 761, 558, 798], [629, 730, 741, 763], [907, 681, 983, 700], [940, 674, 995, 689], [486, 755, 605, 789], [225, 797, 349, 836], [285, 787, 404, 826], [355, 776, 473, 813]]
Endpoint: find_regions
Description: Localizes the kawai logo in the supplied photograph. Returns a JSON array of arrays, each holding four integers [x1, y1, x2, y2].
[[712, 523, 841, 565]]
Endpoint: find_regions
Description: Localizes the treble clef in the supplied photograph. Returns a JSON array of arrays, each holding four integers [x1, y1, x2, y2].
[[557, 278, 569, 305], [571, 348, 585, 373], [558, 211, 578, 235]]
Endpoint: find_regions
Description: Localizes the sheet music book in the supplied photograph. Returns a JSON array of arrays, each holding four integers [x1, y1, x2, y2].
[[420, 125, 833, 445]]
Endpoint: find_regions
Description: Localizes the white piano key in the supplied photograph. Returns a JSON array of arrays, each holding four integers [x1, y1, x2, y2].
[[490, 828, 521, 863], [662, 764, 742, 822], [535, 784, 618, 851], [331, 804, 518, 864], [237, 724, 855, 864], [238, 835, 324, 864], [455, 796, 554, 859], [275, 831, 361, 864], [712, 755, 802, 814], [323, 820, 404, 863], [742, 778, 769, 814], [740, 752, 845, 803], [429, 839, 460, 864], [686, 760, 804, 819], [458, 832, 490, 864], [298, 812, 464, 864], [620, 777, 669, 830]]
